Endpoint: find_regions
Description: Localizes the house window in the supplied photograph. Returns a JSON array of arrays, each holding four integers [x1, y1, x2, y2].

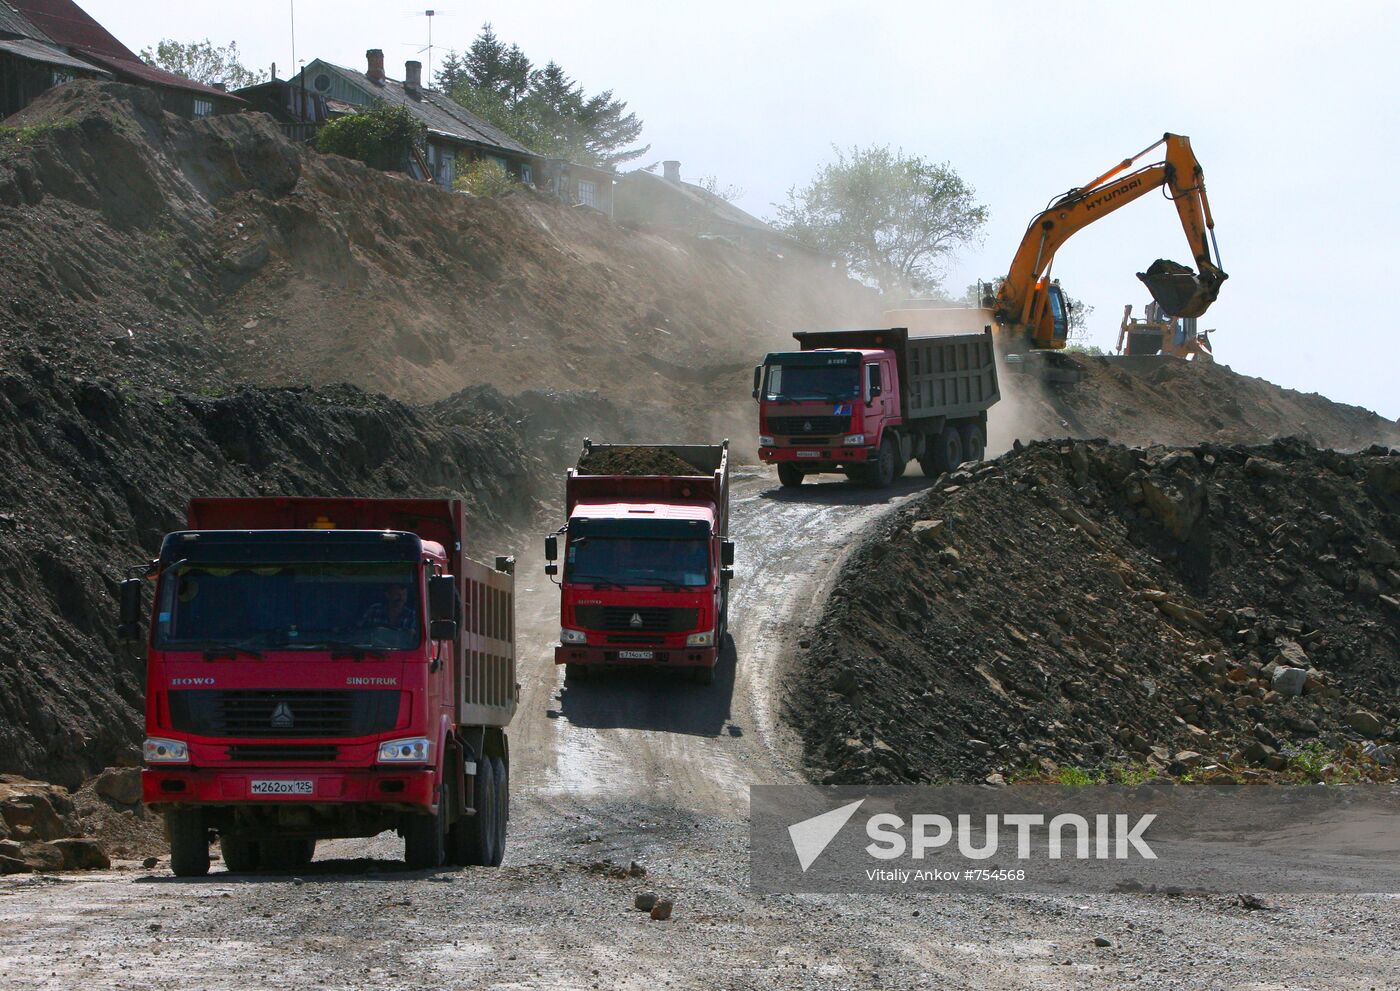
[[193, 98, 215, 118], [577, 179, 598, 208], [520, 164, 533, 186], [313, 73, 332, 93], [51, 70, 74, 87]]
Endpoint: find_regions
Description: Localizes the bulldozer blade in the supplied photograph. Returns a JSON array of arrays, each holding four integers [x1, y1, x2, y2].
[[1136, 258, 1225, 319]]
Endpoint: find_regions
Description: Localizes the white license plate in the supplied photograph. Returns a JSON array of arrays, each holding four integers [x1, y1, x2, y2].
[[250, 779, 313, 796], [795, 451, 822, 458], [618, 650, 654, 660]]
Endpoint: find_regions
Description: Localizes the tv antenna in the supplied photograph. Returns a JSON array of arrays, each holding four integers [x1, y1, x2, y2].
[[404, 9, 449, 86]]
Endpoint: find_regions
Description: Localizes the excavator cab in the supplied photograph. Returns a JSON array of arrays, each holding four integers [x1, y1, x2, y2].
[[1137, 258, 1227, 320], [1046, 282, 1070, 343]]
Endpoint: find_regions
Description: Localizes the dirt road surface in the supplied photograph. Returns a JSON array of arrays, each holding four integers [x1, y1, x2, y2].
[[2, 469, 1395, 990]]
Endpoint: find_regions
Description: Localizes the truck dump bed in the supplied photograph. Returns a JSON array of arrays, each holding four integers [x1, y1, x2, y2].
[[792, 327, 999, 423], [567, 440, 730, 535], [185, 496, 516, 728]]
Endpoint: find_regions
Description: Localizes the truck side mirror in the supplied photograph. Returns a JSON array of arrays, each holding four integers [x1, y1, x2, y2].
[[721, 567, 734, 581], [544, 535, 558, 562], [429, 619, 458, 641], [428, 575, 456, 623], [545, 563, 558, 577], [752, 366, 761, 400], [117, 578, 144, 644], [721, 540, 735, 567]]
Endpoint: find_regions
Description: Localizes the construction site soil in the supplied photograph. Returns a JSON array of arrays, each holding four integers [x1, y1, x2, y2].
[[576, 446, 709, 476], [793, 438, 1400, 786]]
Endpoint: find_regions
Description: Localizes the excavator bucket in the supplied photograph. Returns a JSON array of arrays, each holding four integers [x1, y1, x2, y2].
[[1137, 258, 1225, 319]]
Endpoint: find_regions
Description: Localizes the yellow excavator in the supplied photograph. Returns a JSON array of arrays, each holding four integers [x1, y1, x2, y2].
[[994, 132, 1227, 350]]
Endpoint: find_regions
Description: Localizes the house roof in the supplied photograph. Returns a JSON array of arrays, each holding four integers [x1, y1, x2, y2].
[[623, 168, 791, 240], [0, 0, 107, 73], [305, 59, 538, 159], [8, 0, 238, 100]]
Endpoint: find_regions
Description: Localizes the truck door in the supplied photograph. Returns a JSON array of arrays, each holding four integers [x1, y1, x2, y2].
[[864, 361, 888, 424]]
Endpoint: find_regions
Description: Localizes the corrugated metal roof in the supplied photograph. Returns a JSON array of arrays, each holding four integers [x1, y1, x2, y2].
[[0, 0, 47, 40], [623, 169, 787, 238], [8, 0, 239, 100], [0, 35, 111, 73], [308, 59, 539, 159]]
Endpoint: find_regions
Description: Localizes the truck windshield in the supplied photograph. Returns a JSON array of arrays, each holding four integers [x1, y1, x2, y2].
[[763, 363, 860, 401], [566, 536, 710, 588], [154, 562, 422, 652]]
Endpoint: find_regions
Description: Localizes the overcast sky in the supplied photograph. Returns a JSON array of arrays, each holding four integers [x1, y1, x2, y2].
[[82, 0, 1400, 420]]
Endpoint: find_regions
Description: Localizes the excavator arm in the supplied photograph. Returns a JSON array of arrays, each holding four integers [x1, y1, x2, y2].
[[996, 133, 1227, 349]]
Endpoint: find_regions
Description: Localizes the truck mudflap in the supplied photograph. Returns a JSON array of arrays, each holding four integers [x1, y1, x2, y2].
[[554, 643, 718, 669], [759, 445, 873, 464], [141, 766, 436, 808]]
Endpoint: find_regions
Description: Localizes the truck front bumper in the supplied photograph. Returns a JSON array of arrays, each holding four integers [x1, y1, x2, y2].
[[759, 445, 873, 465], [142, 766, 436, 809], [554, 643, 718, 669]]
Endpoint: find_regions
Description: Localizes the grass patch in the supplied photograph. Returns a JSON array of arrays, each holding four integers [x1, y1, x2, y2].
[[0, 119, 76, 146]]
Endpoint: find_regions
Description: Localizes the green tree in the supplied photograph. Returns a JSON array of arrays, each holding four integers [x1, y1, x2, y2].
[[453, 158, 517, 197], [775, 146, 988, 296], [444, 24, 648, 168], [434, 49, 468, 92], [315, 103, 425, 172], [139, 39, 266, 89]]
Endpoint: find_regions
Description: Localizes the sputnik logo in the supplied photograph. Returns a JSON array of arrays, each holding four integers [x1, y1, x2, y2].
[[788, 799, 864, 872]]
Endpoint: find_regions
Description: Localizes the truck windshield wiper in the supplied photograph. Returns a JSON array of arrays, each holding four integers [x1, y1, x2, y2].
[[286, 640, 386, 659], [566, 575, 625, 589], [638, 577, 691, 590]]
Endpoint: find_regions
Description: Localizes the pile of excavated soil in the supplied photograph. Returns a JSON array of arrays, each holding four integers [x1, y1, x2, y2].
[[790, 438, 1400, 786], [0, 361, 537, 787], [576, 446, 708, 476], [991, 352, 1400, 455]]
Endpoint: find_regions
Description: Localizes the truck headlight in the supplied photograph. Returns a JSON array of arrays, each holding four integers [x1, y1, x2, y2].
[[560, 628, 587, 644], [758, 435, 774, 446], [377, 737, 431, 763], [842, 434, 866, 446], [686, 630, 715, 647], [143, 737, 189, 763]]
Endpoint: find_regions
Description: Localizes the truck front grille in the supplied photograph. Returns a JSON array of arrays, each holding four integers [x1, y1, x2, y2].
[[575, 606, 699, 633], [226, 744, 339, 762], [767, 415, 850, 436], [168, 690, 400, 739]]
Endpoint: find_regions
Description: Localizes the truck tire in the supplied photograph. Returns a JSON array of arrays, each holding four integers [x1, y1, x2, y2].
[[921, 426, 964, 476], [261, 837, 315, 872], [448, 755, 497, 867], [403, 798, 446, 870], [958, 422, 986, 463], [871, 437, 898, 488], [218, 835, 260, 873], [777, 463, 804, 488], [490, 755, 508, 867], [167, 811, 210, 878]]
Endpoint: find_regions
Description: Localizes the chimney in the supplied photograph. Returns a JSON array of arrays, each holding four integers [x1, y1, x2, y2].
[[662, 160, 681, 183], [366, 49, 386, 84], [211, 82, 227, 92], [404, 60, 422, 96]]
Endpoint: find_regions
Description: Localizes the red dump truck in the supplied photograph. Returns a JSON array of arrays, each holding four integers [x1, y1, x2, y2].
[[546, 441, 734, 685], [754, 319, 1001, 487], [121, 497, 516, 876]]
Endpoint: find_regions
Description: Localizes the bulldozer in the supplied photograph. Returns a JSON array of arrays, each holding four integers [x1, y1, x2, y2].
[[1117, 300, 1217, 361]]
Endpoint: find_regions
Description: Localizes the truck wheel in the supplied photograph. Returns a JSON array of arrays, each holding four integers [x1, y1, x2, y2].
[[490, 755, 508, 867], [448, 755, 497, 867], [871, 437, 897, 488], [218, 835, 260, 873], [958, 422, 986, 463], [403, 799, 446, 870], [924, 426, 964, 475], [261, 837, 314, 872], [777, 463, 804, 488], [167, 811, 210, 878]]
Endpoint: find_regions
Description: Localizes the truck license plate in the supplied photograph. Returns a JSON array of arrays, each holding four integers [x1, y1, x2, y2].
[[618, 650, 654, 660], [250, 779, 313, 796], [795, 451, 821, 458]]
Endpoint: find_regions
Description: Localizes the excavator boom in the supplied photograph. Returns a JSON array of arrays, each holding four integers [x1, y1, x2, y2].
[[997, 133, 1226, 349]]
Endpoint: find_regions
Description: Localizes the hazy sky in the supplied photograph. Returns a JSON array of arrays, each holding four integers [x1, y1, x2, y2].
[[81, 0, 1400, 419]]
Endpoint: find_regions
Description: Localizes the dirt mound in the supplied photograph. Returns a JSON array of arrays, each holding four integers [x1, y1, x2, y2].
[[0, 81, 878, 413], [991, 351, 1400, 455], [577, 446, 708, 476], [791, 438, 1400, 786], [0, 360, 537, 787]]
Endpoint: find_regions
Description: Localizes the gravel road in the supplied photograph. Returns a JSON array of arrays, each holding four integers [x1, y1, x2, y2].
[[1, 469, 1394, 990]]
